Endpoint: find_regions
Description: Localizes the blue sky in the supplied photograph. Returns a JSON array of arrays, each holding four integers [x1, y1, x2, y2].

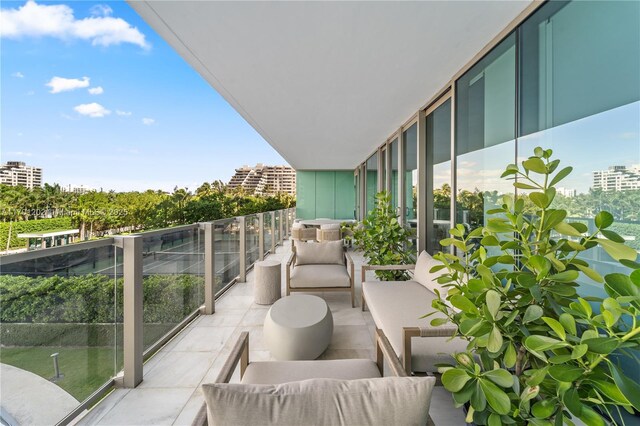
[[1, 0, 286, 192]]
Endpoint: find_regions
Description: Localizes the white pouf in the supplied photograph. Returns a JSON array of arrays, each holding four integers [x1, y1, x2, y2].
[[253, 260, 282, 305], [264, 295, 333, 360]]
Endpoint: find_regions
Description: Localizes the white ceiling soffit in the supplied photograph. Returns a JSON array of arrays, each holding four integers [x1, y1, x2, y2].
[[130, 1, 532, 170]]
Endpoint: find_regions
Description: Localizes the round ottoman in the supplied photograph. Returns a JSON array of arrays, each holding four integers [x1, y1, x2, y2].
[[263, 294, 333, 360], [253, 260, 282, 305]]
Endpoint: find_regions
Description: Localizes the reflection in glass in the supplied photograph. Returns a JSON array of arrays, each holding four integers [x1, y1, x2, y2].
[[426, 99, 451, 254], [390, 138, 399, 210], [455, 33, 516, 231], [366, 153, 378, 214], [403, 124, 418, 223]]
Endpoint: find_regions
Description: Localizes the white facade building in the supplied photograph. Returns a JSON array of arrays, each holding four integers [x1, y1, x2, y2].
[[228, 164, 296, 196], [0, 161, 42, 189], [593, 166, 640, 192]]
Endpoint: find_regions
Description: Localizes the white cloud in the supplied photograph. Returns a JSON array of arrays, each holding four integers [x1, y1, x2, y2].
[[88, 86, 104, 95], [74, 102, 111, 118], [116, 110, 132, 116], [0, 1, 149, 49], [12, 71, 24, 78], [142, 117, 155, 126], [90, 4, 113, 17], [46, 76, 89, 93]]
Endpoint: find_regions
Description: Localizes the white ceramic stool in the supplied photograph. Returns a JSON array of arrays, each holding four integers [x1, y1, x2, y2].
[[263, 294, 333, 360], [253, 260, 282, 305]]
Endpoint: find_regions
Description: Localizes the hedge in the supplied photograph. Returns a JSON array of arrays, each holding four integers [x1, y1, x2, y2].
[[0, 217, 73, 249], [0, 274, 204, 324]]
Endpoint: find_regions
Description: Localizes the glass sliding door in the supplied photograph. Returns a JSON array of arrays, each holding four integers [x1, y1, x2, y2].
[[455, 33, 516, 231], [354, 168, 361, 220], [517, 0, 640, 299], [389, 137, 399, 211], [366, 152, 378, 214], [426, 98, 452, 254], [403, 124, 418, 223]]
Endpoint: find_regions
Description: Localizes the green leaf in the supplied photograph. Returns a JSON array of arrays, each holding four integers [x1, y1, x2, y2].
[[485, 290, 501, 319], [532, 399, 556, 419], [541, 317, 565, 340], [548, 365, 583, 382], [430, 317, 449, 327], [523, 305, 543, 323], [523, 157, 547, 174], [583, 337, 619, 354], [574, 264, 604, 283], [558, 313, 577, 336], [479, 379, 511, 415], [549, 166, 573, 187], [504, 343, 516, 368], [526, 367, 548, 387], [483, 369, 513, 388], [631, 269, 640, 285], [543, 210, 567, 230], [611, 363, 640, 411], [601, 229, 625, 243], [548, 270, 579, 283], [486, 219, 513, 233], [525, 335, 568, 351], [529, 192, 549, 209], [450, 294, 479, 315], [578, 406, 606, 426], [571, 344, 588, 359], [487, 326, 503, 353], [470, 381, 487, 411], [487, 413, 501, 426], [554, 222, 583, 237], [513, 182, 540, 190], [563, 388, 582, 417], [596, 238, 638, 261], [442, 368, 472, 392], [594, 211, 614, 229], [591, 379, 631, 405], [534, 147, 544, 158]]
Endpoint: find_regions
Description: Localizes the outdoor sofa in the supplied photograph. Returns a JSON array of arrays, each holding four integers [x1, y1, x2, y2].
[[193, 330, 436, 426], [362, 251, 468, 374]]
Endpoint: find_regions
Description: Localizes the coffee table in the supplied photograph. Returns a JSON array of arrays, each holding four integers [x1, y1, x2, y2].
[[263, 294, 333, 360]]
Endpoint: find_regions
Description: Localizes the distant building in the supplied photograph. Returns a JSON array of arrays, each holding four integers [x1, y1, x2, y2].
[[593, 166, 640, 192], [0, 161, 42, 189], [63, 184, 92, 194], [556, 187, 577, 198], [228, 164, 296, 195]]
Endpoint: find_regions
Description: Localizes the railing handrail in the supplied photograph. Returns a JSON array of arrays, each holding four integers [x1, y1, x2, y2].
[[0, 237, 116, 265]]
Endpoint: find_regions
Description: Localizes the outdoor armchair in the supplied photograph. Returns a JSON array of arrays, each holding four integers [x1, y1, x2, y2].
[[193, 330, 437, 426], [286, 240, 355, 307]]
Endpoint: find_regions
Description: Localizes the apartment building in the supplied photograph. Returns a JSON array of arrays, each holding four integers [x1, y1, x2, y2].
[[593, 166, 640, 192], [0, 161, 42, 189], [228, 164, 296, 195]]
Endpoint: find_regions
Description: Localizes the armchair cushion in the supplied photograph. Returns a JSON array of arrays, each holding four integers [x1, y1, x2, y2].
[[295, 240, 344, 265], [202, 376, 435, 426], [413, 251, 443, 294], [241, 359, 381, 384], [290, 264, 350, 288]]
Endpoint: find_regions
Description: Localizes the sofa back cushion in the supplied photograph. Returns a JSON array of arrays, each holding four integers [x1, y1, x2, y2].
[[202, 377, 435, 426], [295, 240, 344, 265], [413, 251, 443, 294]]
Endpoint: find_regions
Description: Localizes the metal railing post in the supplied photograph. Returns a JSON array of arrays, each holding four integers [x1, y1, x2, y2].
[[271, 212, 276, 253], [258, 213, 265, 261], [203, 223, 215, 315], [279, 210, 284, 244], [120, 235, 143, 388], [239, 217, 246, 282]]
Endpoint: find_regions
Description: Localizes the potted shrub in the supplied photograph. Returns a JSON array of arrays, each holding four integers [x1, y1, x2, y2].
[[349, 191, 415, 280], [427, 147, 640, 425]]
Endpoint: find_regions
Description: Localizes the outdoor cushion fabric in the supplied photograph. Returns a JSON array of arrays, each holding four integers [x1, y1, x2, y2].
[[320, 223, 341, 230], [202, 376, 435, 426], [241, 359, 381, 384], [295, 240, 344, 265], [363, 280, 468, 372], [413, 251, 444, 294], [290, 264, 350, 288]]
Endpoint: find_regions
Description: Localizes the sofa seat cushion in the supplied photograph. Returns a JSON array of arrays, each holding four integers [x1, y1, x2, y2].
[[203, 377, 435, 426], [290, 264, 350, 288], [295, 240, 344, 265], [363, 280, 468, 373], [241, 359, 381, 384]]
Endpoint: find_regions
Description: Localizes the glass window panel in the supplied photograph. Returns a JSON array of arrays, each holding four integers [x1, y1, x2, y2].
[[366, 153, 378, 214], [390, 138, 399, 210], [455, 33, 516, 231], [403, 123, 418, 224], [380, 148, 387, 194], [427, 98, 452, 254]]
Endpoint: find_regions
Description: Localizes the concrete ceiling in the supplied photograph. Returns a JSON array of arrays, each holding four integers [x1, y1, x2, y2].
[[129, 1, 532, 170]]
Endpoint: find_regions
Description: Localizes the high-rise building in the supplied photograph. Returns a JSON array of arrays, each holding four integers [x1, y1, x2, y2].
[[0, 161, 42, 189], [228, 164, 296, 195], [593, 166, 640, 192]]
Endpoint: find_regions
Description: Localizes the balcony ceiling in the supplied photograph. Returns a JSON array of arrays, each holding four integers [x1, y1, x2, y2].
[[129, 1, 533, 170]]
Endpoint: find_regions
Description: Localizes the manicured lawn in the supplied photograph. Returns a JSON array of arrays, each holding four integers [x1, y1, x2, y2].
[[0, 346, 121, 401]]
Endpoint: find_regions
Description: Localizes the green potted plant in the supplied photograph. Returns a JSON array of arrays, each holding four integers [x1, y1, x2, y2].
[[348, 191, 415, 280], [427, 147, 640, 425]]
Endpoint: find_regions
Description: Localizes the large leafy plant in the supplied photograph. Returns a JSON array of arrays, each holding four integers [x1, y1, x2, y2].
[[428, 147, 640, 425], [351, 191, 415, 280]]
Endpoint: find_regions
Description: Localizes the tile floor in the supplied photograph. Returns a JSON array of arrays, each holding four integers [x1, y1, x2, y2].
[[75, 240, 465, 425]]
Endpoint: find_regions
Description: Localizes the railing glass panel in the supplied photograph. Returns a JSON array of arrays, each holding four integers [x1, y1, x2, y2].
[[245, 215, 260, 267], [263, 212, 273, 255], [214, 218, 241, 295]]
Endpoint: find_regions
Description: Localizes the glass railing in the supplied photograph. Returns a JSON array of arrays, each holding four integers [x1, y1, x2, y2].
[[0, 207, 294, 424]]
